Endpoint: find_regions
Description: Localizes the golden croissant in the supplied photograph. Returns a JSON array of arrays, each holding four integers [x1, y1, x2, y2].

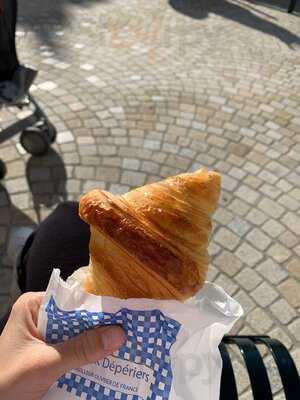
[[79, 169, 221, 300]]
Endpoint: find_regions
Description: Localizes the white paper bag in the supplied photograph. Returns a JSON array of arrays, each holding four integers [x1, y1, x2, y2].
[[38, 269, 243, 400]]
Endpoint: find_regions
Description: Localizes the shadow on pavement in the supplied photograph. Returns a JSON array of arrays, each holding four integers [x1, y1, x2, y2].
[[18, 0, 110, 52], [169, 0, 300, 48], [0, 183, 37, 327], [0, 183, 37, 258], [26, 148, 68, 223]]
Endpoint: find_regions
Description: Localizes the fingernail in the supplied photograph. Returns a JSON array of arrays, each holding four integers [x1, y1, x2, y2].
[[100, 326, 126, 351]]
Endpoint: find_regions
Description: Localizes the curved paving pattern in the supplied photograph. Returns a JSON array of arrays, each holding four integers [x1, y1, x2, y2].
[[0, 0, 299, 397]]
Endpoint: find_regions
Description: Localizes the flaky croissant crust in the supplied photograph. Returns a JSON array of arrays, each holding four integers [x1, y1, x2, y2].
[[79, 169, 221, 300]]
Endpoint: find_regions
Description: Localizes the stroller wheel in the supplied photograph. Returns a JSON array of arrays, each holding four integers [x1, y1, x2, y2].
[[0, 160, 7, 180], [46, 122, 57, 144], [20, 126, 51, 156]]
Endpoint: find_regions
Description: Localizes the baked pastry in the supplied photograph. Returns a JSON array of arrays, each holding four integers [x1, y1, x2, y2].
[[79, 169, 221, 300]]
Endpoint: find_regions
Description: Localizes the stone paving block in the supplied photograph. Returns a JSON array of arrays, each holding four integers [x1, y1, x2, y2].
[[63, 152, 81, 165], [179, 147, 196, 159], [244, 175, 262, 190], [266, 161, 289, 178], [165, 154, 190, 170], [96, 166, 120, 183], [270, 299, 297, 325], [288, 319, 300, 342], [228, 199, 251, 217], [245, 208, 268, 226], [57, 130, 75, 144], [250, 282, 279, 308], [278, 194, 300, 211], [160, 165, 181, 178], [144, 139, 161, 150], [258, 198, 285, 219], [269, 326, 293, 350], [278, 278, 300, 308], [140, 161, 160, 174], [279, 231, 298, 250], [83, 180, 106, 192], [208, 242, 221, 257], [258, 169, 279, 184], [287, 259, 300, 280], [98, 145, 117, 156], [259, 184, 282, 200], [236, 185, 260, 205], [122, 158, 141, 171], [290, 188, 300, 201], [243, 161, 260, 175], [215, 161, 232, 174], [228, 216, 251, 237], [267, 243, 292, 264], [121, 171, 146, 187], [294, 244, 300, 257], [261, 219, 286, 238], [5, 160, 25, 179], [10, 193, 30, 210], [214, 273, 238, 296], [213, 207, 233, 225], [207, 265, 218, 281], [195, 154, 216, 166], [234, 290, 255, 314], [257, 258, 288, 285], [59, 142, 77, 152], [64, 179, 81, 194], [38, 81, 58, 91], [236, 242, 263, 267], [214, 250, 243, 277], [162, 142, 179, 154], [221, 174, 238, 191], [246, 308, 273, 333], [109, 184, 130, 195], [214, 227, 240, 251], [246, 228, 271, 251], [235, 268, 262, 291], [4, 177, 29, 194], [74, 166, 95, 179], [102, 157, 122, 167], [69, 102, 86, 112], [282, 212, 300, 236]]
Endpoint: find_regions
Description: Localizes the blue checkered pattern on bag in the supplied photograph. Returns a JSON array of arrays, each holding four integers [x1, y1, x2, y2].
[[45, 296, 181, 399]]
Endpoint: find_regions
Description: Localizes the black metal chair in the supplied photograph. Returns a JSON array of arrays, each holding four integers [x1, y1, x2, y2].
[[0, 0, 56, 180], [220, 335, 300, 399]]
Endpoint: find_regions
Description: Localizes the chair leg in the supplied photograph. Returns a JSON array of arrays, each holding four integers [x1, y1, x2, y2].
[[288, 0, 297, 13]]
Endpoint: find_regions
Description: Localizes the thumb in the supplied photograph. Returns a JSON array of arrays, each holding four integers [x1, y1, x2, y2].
[[54, 325, 126, 375]]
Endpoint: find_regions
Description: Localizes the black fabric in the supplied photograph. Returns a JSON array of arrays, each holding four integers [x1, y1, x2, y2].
[[1, 202, 90, 334], [20, 201, 90, 292], [0, 0, 19, 81]]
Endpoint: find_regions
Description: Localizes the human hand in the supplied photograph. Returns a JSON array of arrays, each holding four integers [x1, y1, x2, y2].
[[0, 292, 126, 400]]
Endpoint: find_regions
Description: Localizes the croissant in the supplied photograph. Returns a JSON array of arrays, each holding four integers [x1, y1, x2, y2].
[[79, 169, 221, 300]]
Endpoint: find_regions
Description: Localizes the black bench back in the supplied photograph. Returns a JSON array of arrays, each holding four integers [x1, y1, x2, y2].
[[220, 335, 300, 399]]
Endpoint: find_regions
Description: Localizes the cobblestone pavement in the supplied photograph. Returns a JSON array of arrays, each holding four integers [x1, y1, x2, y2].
[[0, 0, 300, 396]]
